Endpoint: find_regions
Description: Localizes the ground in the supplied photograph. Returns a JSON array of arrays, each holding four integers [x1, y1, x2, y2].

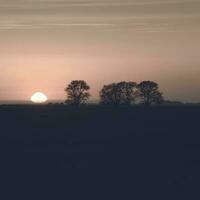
[[0, 105, 199, 199]]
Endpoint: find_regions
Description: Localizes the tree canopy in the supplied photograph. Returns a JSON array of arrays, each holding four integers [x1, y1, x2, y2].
[[100, 82, 137, 105], [137, 81, 163, 106], [65, 80, 90, 105]]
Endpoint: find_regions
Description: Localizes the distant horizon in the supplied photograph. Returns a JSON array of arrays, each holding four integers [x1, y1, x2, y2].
[[0, 99, 99, 104], [1, 99, 200, 105]]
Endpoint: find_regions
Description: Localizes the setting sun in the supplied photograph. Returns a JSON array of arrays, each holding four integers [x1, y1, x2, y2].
[[31, 92, 48, 103]]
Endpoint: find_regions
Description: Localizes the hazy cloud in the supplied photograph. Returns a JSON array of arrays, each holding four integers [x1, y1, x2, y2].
[[0, 0, 199, 32]]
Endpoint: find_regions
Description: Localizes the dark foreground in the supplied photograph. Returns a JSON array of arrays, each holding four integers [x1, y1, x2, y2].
[[0, 105, 200, 199]]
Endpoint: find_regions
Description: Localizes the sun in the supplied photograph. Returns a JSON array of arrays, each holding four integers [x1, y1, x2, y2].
[[31, 92, 48, 103]]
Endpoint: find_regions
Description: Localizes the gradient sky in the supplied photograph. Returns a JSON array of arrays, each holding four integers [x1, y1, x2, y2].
[[0, 0, 200, 102]]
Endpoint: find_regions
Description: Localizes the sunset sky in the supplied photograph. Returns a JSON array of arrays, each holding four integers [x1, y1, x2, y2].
[[0, 0, 200, 102]]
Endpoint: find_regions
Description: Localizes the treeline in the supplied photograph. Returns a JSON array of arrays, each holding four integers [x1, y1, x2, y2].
[[64, 80, 164, 106]]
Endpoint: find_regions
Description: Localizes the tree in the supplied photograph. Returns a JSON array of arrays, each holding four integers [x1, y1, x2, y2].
[[65, 80, 90, 105], [100, 81, 137, 105], [137, 81, 164, 106], [150, 90, 164, 105]]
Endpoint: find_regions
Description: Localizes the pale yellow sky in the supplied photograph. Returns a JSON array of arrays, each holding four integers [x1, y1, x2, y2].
[[0, 0, 200, 102]]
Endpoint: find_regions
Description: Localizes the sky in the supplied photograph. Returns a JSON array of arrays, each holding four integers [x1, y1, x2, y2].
[[0, 0, 200, 102]]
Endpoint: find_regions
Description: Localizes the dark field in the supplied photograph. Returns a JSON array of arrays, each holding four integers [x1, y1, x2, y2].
[[0, 105, 200, 199]]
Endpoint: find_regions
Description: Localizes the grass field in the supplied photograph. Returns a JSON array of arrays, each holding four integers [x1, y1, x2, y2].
[[0, 105, 200, 198]]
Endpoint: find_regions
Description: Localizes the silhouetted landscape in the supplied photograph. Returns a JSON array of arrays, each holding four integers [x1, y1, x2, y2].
[[1, 0, 200, 198], [0, 103, 200, 198]]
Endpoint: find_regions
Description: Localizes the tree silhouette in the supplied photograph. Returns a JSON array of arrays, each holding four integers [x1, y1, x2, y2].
[[100, 81, 137, 105], [137, 81, 164, 106], [65, 80, 90, 105]]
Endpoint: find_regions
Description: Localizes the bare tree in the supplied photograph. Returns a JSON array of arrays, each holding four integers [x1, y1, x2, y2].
[[65, 80, 90, 105], [137, 81, 164, 106], [100, 82, 137, 105]]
